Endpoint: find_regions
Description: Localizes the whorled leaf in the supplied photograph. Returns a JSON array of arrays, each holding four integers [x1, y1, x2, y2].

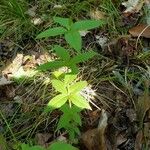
[[69, 81, 87, 93], [70, 94, 91, 109], [36, 27, 67, 39], [48, 94, 68, 109], [65, 31, 82, 53], [53, 45, 70, 61], [51, 79, 67, 94], [72, 20, 104, 31]]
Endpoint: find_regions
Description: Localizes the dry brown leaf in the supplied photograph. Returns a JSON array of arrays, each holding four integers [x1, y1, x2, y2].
[[81, 109, 108, 150], [143, 123, 150, 147], [136, 89, 150, 128], [135, 130, 143, 150], [35, 133, 52, 148], [129, 24, 150, 38]]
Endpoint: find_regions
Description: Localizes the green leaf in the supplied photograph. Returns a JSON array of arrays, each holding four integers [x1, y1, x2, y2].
[[53, 16, 72, 29], [69, 64, 79, 74], [60, 104, 81, 113], [70, 51, 97, 64], [69, 81, 87, 93], [49, 142, 78, 150], [74, 126, 80, 135], [65, 31, 81, 52], [53, 45, 70, 61], [57, 113, 70, 130], [51, 79, 67, 94], [73, 113, 82, 126], [72, 20, 104, 31], [48, 94, 68, 109], [36, 27, 67, 39], [70, 94, 91, 109], [64, 74, 77, 85], [36, 60, 65, 71]]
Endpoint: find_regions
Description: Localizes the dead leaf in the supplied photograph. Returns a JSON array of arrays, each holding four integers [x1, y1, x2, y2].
[[81, 109, 108, 150], [35, 133, 52, 148], [122, 0, 144, 14], [89, 9, 106, 20], [0, 76, 13, 86], [129, 24, 150, 38], [136, 89, 150, 128], [135, 130, 143, 150], [143, 123, 150, 147]]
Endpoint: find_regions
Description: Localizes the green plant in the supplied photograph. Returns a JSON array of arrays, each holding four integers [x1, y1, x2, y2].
[[36, 16, 104, 53], [36, 16, 104, 149]]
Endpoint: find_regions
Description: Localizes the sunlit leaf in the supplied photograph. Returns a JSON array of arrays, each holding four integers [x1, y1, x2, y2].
[[36, 27, 67, 39], [64, 74, 77, 85], [70, 94, 91, 109], [69, 81, 87, 93], [51, 79, 67, 94], [48, 94, 68, 109]]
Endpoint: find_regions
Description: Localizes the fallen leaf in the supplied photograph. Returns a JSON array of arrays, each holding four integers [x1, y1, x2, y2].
[[136, 88, 150, 128], [129, 24, 150, 38], [122, 0, 144, 14], [81, 109, 108, 150], [89, 9, 106, 20], [143, 123, 150, 147], [35, 133, 52, 148], [135, 130, 143, 150], [0, 76, 13, 86]]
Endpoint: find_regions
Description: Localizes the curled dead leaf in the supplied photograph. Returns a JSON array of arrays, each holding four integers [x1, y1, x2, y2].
[[81, 109, 108, 150], [129, 24, 150, 38]]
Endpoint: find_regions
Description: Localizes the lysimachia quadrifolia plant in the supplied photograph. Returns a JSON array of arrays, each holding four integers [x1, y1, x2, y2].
[[36, 16, 105, 53], [35, 16, 105, 149]]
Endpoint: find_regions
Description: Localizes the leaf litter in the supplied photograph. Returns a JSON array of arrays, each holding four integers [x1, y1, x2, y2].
[[0, 0, 150, 149]]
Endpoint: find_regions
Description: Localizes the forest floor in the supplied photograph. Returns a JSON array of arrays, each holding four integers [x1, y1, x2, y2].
[[0, 0, 150, 149]]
